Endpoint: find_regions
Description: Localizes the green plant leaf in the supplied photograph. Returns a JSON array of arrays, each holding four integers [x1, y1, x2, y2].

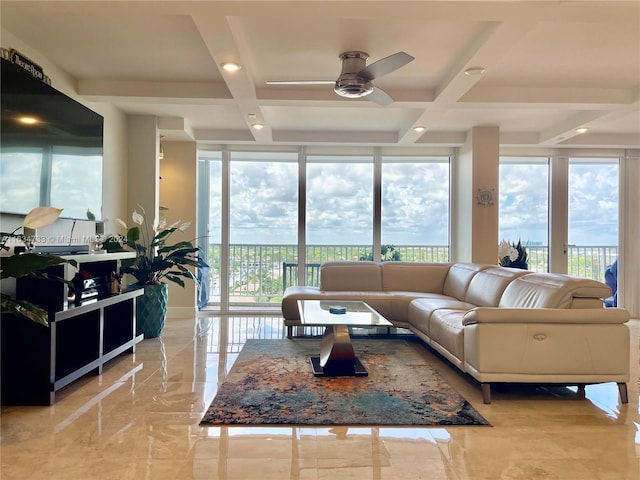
[[127, 226, 141, 244], [1, 294, 49, 326], [1, 253, 73, 279], [164, 274, 186, 288], [103, 235, 125, 252]]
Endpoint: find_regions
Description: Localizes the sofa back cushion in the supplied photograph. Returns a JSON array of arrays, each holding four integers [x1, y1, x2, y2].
[[381, 262, 452, 293], [499, 272, 610, 309], [320, 261, 382, 291], [465, 267, 531, 307], [443, 263, 491, 301]]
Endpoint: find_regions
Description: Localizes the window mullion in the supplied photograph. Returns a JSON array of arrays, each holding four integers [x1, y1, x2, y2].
[[373, 148, 382, 262]]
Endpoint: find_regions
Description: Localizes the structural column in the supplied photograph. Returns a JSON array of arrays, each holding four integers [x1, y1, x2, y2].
[[127, 115, 160, 222], [160, 140, 198, 317], [452, 126, 500, 264]]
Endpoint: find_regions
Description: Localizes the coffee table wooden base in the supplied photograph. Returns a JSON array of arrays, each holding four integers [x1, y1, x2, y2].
[[309, 325, 368, 377]]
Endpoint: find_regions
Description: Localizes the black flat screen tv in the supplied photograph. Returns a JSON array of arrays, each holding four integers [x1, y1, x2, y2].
[[1, 58, 103, 220]]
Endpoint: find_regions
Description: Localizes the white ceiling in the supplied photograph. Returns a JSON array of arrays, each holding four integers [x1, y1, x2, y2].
[[2, 0, 639, 149]]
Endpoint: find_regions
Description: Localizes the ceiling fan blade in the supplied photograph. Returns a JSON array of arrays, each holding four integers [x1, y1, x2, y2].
[[358, 51, 414, 81], [265, 80, 335, 85], [366, 85, 394, 106]]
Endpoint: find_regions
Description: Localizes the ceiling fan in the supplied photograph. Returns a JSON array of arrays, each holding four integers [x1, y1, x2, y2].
[[265, 51, 414, 106]]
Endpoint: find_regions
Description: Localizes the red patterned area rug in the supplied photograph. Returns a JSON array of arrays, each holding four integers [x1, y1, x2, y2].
[[200, 338, 490, 426]]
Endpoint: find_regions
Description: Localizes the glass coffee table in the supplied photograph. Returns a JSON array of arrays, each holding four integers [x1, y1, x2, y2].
[[297, 300, 393, 377]]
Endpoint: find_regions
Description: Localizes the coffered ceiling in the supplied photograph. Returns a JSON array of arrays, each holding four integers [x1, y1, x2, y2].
[[2, 1, 639, 149]]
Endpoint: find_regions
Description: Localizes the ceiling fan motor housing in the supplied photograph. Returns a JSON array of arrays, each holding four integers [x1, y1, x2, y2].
[[334, 51, 373, 98]]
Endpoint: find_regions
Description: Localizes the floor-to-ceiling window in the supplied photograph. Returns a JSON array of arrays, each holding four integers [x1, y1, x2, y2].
[[498, 155, 620, 282], [381, 156, 450, 262], [305, 155, 374, 263], [199, 150, 222, 306], [229, 151, 298, 308], [498, 157, 549, 272], [568, 157, 619, 282], [199, 147, 451, 312]]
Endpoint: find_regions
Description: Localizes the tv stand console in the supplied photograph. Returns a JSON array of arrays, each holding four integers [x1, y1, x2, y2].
[[1, 253, 144, 406]]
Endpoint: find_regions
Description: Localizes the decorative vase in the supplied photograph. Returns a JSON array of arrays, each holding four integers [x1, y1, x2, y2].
[[508, 261, 529, 270], [136, 283, 168, 338]]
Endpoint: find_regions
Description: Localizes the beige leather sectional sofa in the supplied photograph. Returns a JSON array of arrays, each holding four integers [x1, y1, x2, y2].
[[281, 261, 630, 404]]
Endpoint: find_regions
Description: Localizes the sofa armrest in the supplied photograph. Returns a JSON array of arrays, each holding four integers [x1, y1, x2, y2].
[[283, 286, 322, 296], [282, 286, 322, 320], [462, 307, 630, 326]]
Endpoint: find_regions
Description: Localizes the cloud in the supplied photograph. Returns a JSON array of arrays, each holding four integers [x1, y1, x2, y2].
[[206, 155, 620, 248]]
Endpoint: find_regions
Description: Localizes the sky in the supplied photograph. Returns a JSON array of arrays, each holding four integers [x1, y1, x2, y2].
[[499, 160, 619, 246], [0, 149, 618, 249], [206, 154, 619, 247]]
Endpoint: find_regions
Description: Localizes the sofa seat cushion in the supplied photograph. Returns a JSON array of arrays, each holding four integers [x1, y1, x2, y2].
[[462, 305, 630, 326], [428, 309, 466, 368], [499, 273, 611, 309], [387, 291, 451, 323], [408, 297, 476, 337]]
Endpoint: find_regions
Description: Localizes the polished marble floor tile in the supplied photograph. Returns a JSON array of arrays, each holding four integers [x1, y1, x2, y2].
[[2, 315, 639, 479]]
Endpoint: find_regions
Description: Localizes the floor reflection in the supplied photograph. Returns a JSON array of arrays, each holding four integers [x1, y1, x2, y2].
[[1, 315, 638, 480]]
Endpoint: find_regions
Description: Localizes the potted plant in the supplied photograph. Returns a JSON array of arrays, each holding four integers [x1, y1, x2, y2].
[[106, 205, 208, 338], [498, 239, 529, 269], [359, 244, 402, 262], [1, 207, 77, 326]]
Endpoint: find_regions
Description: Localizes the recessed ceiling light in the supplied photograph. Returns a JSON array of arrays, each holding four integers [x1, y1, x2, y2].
[[413, 126, 426, 133], [18, 116, 39, 125], [575, 127, 589, 134], [464, 67, 486, 76], [222, 63, 242, 72], [251, 123, 264, 130]]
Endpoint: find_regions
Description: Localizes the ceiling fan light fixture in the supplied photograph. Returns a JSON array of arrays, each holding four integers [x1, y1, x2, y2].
[[334, 76, 374, 98], [267, 50, 413, 105]]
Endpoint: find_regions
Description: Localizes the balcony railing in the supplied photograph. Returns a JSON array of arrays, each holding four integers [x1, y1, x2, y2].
[[524, 245, 618, 279], [203, 244, 617, 305]]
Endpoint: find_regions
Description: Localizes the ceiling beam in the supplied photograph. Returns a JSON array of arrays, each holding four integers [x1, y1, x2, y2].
[[398, 18, 537, 144], [191, 12, 273, 143]]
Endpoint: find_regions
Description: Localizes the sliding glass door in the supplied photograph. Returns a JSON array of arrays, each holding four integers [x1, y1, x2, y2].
[[305, 156, 374, 264], [498, 155, 620, 283], [568, 158, 619, 282], [381, 156, 450, 262], [199, 147, 450, 312], [498, 157, 549, 272], [229, 152, 298, 308]]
